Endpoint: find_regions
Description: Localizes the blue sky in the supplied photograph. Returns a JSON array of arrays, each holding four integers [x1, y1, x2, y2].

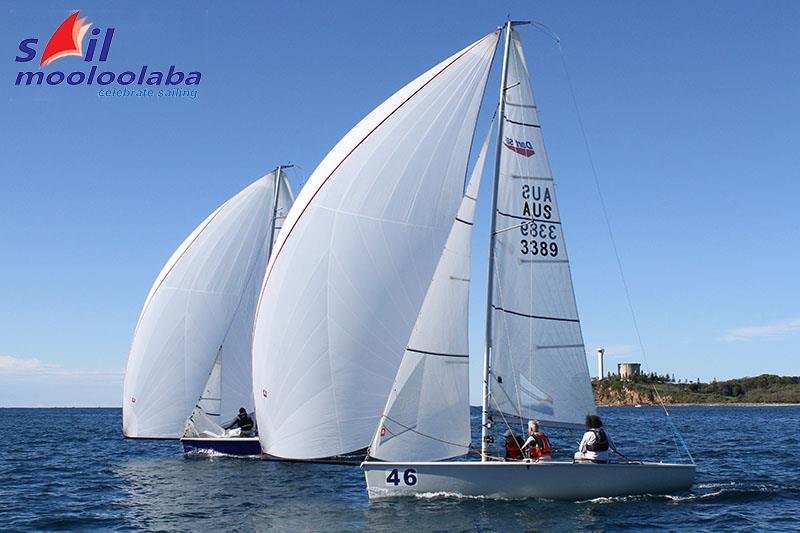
[[1, 1, 798, 406]]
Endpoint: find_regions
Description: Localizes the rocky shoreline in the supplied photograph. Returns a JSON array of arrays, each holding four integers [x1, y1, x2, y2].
[[593, 377, 800, 406]]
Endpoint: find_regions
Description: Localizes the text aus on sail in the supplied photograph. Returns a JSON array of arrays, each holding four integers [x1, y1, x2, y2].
[[518, 184, 560, 258]]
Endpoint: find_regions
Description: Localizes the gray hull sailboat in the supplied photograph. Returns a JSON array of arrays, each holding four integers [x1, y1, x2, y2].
[[251, 22, 694, 498], [363, 22, 694, 499]]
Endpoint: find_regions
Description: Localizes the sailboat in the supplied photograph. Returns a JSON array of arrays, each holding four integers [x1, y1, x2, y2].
[[123, 166, 294, 456], [251, 23, 694, 499]]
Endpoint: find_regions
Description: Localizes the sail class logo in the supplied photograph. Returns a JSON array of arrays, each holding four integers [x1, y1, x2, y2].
[[38, 11, 95, 67], [504, 137, 536, 157], [14, 10, 202, 88]]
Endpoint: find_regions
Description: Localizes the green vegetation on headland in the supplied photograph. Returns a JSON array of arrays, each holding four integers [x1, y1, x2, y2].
[[593, 374, 800, 405]]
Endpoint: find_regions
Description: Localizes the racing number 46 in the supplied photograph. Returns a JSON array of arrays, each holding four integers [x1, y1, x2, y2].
[[385, 468, 417, 486]]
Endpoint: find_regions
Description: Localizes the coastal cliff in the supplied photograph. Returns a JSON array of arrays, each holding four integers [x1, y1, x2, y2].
[[593, 374, 800, 405]]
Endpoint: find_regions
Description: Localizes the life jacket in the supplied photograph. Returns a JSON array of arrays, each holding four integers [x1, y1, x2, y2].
[[238, 413, 254, 432], [586, 428, 609, 452], [505, 435, 524, 460], [530, 433, 552, 457]]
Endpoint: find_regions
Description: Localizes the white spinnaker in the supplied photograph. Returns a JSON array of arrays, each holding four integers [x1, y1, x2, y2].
[[370, 118, 493, 462], [253, 33, 499, 459], [217, 171, 294, 424], [123, 171, 292, 438], [488, 31, 595, 429]]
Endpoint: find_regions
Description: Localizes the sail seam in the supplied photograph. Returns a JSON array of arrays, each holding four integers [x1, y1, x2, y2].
[[406, 347, 469, 358], [509, 174, 553, 181], [504, 116, 540, 128], [308, 204, 453, 230], [536, 344, 585, 350], [492, 306, 579, 322]]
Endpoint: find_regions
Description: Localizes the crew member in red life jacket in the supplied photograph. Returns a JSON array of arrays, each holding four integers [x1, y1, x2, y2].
[[574, 414, 614, 463], [504, 429, 525, 461], [521, 419, 552, 460]]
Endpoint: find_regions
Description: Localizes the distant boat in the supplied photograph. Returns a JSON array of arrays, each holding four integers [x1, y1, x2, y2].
[[123, 167, 294, 457], [251, 22, 694, 499]]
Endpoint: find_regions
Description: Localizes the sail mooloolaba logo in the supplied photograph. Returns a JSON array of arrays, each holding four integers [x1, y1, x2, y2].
[[38, 11, 94, 67], [13, 10, 202, 88], [504, 137, 536, 157]]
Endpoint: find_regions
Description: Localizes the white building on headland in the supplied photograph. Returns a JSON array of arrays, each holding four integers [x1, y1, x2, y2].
[[618, 362, 641, 381]]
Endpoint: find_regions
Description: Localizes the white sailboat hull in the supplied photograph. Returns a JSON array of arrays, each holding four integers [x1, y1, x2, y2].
[[362, 460, 695, 500]]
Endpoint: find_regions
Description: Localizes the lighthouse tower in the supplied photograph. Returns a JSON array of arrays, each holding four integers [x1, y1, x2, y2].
[[597, 348, 605, 380]]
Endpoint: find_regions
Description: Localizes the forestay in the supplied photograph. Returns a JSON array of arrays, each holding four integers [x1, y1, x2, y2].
[[370, 118, 493, 462], [488, 30, 594, 428], [123, 170, 293, 438], [252, 33, 499, 460]]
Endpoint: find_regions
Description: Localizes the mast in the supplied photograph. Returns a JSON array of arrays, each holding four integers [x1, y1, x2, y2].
[[481, 20, 528, 460], [267, 164, 292, 250]]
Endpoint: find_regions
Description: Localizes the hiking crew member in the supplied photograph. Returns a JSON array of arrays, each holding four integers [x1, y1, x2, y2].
[[225, 407, 255, 437]]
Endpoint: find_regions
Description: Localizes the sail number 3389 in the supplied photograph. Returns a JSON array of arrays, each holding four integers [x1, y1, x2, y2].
[[385, 468, 417, 486], [521, 240, 559, 256]]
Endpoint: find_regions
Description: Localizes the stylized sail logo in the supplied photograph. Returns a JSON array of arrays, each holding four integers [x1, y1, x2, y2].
[[504, 137, 536, 157], [39, 11, 92, 67]]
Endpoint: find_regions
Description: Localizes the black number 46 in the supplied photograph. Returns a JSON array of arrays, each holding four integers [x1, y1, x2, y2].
[[386, 468, 417, 486]]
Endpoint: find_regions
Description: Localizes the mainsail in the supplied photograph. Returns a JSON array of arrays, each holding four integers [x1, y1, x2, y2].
[[252, 33, 499, 459], [123, 170, 294, 438], [369, 119, 493, 462], [487, 30, 595, 429]]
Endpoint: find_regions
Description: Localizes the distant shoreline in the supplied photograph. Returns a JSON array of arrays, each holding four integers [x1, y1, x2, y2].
[[593, 374, 799, 405], [597, 402, 798, 407], [5, 404, 799, 409]]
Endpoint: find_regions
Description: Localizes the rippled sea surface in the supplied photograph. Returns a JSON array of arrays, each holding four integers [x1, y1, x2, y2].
[[1, 406, 798, 531]]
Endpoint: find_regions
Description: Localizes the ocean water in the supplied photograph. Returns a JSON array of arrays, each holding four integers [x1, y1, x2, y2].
[[1, 406, 797, 532]]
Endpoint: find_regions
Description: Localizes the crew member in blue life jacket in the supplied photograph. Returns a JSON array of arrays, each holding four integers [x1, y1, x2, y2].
[[225, 407, 255, 437], [574, 415, 614, 463]]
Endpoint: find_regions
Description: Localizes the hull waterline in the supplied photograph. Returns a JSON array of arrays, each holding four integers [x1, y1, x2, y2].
[[362, 460, 695, 500], [181, 437, 262, 456]]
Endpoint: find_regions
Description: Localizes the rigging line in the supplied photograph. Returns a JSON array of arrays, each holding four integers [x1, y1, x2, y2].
[[487, 247, 525, 438], [495, 210, 562, 225], [290, 163, 310, 192], [493, 219, 555, 235], [488, 243, 526, 433], [488, 385, 527, 455], [543, 26, 695, 464], [551, 31, 656, 376], [380, 415, 473, 450]]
